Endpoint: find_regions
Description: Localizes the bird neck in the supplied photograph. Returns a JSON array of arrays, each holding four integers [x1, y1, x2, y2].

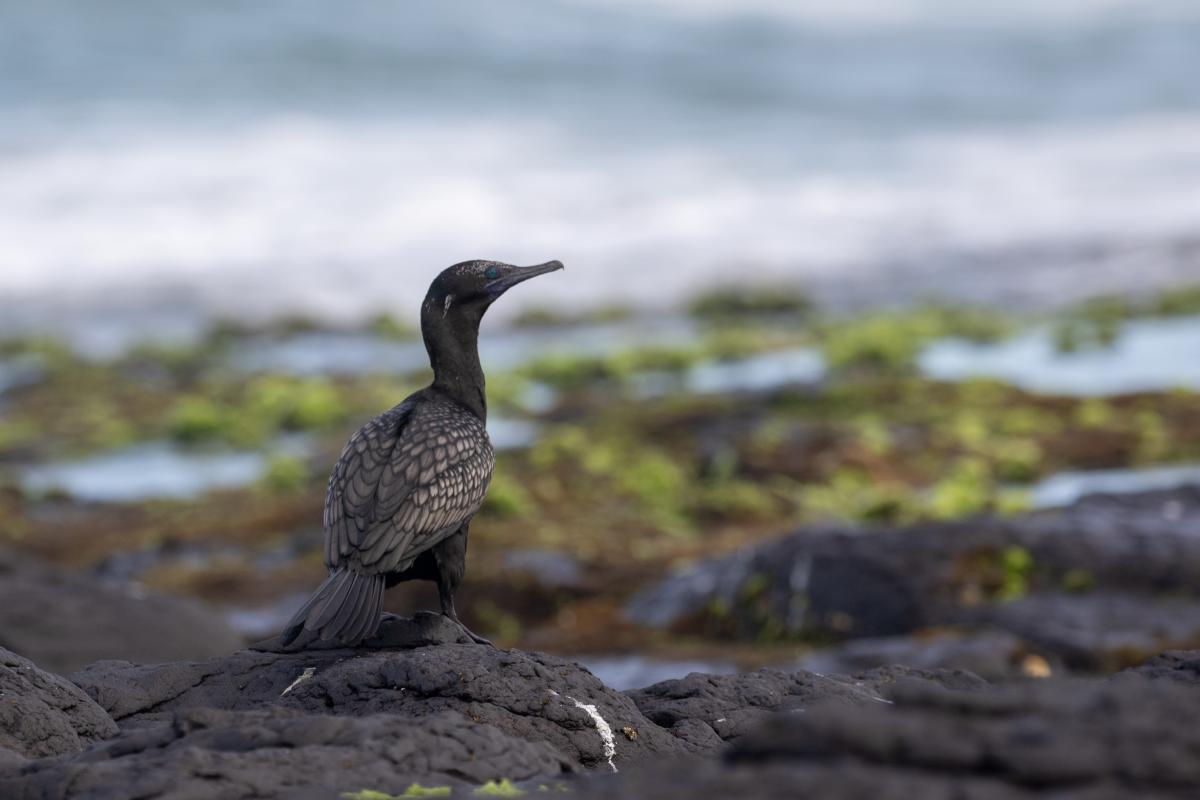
[[422, 307, 488, 421]]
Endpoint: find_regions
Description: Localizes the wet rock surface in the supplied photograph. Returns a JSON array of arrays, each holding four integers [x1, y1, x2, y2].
[[628, 487, 1200, 670], [0, 647, 117, 760], [0, 549, 244, 675]]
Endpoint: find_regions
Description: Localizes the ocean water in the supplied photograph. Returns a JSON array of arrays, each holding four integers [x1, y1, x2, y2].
[[3, 0, 1200, 339]]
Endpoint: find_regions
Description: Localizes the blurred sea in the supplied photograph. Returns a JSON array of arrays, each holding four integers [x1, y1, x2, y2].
[[3, 0, 1200, 339]]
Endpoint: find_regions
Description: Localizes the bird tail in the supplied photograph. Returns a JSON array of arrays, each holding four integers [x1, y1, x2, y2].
[[279, 569, 385, 648]]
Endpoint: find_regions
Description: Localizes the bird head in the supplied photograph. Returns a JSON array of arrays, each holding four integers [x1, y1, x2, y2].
[[422, 260, 564, 328]]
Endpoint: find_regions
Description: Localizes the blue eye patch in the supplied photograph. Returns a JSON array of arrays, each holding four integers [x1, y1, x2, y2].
[[484, 267, 500, 280]]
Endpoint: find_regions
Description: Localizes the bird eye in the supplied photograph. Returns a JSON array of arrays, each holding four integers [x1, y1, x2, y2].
[[484, 267, 500, 280]]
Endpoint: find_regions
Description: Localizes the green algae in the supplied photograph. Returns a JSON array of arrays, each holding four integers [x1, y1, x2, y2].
[[687, 285, 814, 322], [474, 779, 526, 797], [511, 303, 634, 328], [258, 455, 311, 493], [340, 787, 453, 800], [820, 306, 1012, 372], [366, 312, 419, 341]]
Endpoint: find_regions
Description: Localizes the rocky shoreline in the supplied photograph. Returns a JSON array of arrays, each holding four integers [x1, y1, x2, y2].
[[629, 486, 1200, 676], [3, 486, 1199, 796], [2, 619, 1198, 798]]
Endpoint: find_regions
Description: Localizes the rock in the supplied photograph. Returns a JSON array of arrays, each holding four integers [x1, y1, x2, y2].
[[251, 610, 473, 652], [625, 526, 929, 638], [70, 639, 694, 770], [0, 549, 244, 674], [0, 647, 117, 759], [1021, 486, 1200, 593], [796, 629, 1047, 680], [576, 760, 1021, 800], [961, 592, 1200, 671], [625, 665, 984, 749], [1, 707, 570, 799], [8, 644, 1200, 798], [1120, 649, 1200, 686], [0, 748, 25, 771], [728, 672, 1200, 791], [627, 487, 1200, 659], [577, 659, 1200, 800]]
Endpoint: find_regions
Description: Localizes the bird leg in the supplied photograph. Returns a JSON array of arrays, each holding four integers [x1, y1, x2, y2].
[[431, 524, 494, 646], [437, 582, 494, 647]]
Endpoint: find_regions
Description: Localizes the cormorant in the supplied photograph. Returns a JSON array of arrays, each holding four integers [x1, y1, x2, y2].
[[280, 259, 564, 647]]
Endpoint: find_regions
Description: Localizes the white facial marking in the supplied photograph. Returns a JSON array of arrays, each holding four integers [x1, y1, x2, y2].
[[443, 294, 454, 318]]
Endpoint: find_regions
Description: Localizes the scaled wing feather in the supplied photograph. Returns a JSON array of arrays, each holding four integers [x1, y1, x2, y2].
[[323, 394, 494, 575]]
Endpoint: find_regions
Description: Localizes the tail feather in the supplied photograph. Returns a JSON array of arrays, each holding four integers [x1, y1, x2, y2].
[[311, 568, 358, 631], [342, 574, 384, 645], [328, 571, 372, 639], [280, 569, 385, 647]]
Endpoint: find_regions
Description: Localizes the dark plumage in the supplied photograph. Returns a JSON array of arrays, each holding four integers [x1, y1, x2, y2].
[[281, 259, 564, 647]]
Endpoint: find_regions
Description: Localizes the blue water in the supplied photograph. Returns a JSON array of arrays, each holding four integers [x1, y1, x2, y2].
[[3, 0, 1200, 337], [19, 443, 276, 503], [15, 416, 537, 502], [1030, 462, 1200, 509], [921, 315, 1200, 395]]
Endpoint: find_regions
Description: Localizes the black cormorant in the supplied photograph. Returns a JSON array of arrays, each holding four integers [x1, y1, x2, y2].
[[280, 259, 564, 647]]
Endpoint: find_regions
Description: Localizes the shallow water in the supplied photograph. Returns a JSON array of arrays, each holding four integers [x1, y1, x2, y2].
[[1029, 463, 1200, 509], [571, 655, 737, 691], [16, 416, 536, 502], [0, 354, 44, 396], [223, 313, 1200, 400], [636, 347, 826, 398], [228, 318, 699, 376], [20, 444, 274, 503], [231, 334, 427, 377], [919, 316, 1200, 395], [225, 594, 313, 641]]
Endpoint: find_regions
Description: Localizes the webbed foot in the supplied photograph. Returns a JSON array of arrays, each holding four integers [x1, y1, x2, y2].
[[445, 614, 495, 647]]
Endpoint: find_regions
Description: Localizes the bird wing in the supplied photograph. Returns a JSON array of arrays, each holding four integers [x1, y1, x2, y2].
[[323, 396, 494, 574]]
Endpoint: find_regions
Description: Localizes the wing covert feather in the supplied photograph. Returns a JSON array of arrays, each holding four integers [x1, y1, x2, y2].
[[323, 394, 494, 573]]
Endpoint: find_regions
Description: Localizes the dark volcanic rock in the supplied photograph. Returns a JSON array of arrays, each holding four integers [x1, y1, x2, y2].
[[628, 668, 882, 747], [0, 647, 117, 759], [1121, 649, 1200, 686], [579, 659, 1200, 800], [962, 592, 1200, 671], [626, 665, 985, 749], [0, 748, 25, 771], [7, 644, 1200, 798], [2, 707, 569, 800], [577, 760, 1022, 800], [627, 487, 1200, 663], [71, 638, 693, 771], [796, 629, 1042, 680], [626, 528, 930, 638], [253, 610, 475, 652], [0, 549, 243, 674], [727, 672, 1200, 794]]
